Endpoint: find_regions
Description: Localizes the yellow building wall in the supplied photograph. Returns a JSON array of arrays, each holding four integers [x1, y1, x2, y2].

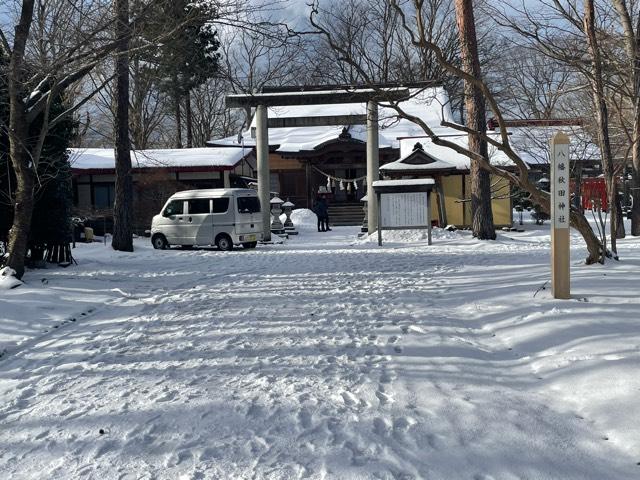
[[441, 175, 465, 226], [491, 176, 513, 227], [463, 175, 472, 226], [439, 174, 512, 228]]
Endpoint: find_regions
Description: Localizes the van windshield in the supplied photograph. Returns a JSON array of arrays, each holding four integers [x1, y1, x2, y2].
[[237, 197, 261, 214]]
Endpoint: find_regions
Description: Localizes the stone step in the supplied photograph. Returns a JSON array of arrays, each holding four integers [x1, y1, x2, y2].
[[329, 208, 364, 213], [330, 210, 364, 216], [328, 208, 364, 214], [326, 203, 365, 226]]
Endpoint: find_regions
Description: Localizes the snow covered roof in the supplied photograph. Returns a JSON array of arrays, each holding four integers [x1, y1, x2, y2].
[[372, 179, 435, 187], [381, 142, 458, 172], [69, 147, 249, 171], [391, 135, 515, 171], [211, 87, 455, 152], [505, 126, 599, 165], [212, 87, 597, 171]]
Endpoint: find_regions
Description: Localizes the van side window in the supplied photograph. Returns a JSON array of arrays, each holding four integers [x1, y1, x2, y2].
[[212, 198, 229, 213], [188, 199, 210, 214], [237, 197, 261, 213], [164, 200, 183, 216]]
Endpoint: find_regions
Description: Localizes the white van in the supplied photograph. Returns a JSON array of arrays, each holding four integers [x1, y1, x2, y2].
[[150, 189, 263, 250]]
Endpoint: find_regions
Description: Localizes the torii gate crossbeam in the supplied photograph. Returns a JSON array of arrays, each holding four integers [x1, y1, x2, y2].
[[225, 88, 411, 241]]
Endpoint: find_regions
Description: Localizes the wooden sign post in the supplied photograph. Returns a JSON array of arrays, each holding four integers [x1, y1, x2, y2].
[[550, 132, 570, 299]]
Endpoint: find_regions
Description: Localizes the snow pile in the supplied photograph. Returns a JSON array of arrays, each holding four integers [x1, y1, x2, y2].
[[361, 227, 469, 243], [281, 208, 318, 231], [0, 267, 22, 290]]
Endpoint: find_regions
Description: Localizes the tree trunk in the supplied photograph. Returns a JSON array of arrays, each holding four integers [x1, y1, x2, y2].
[[5, 145, 36, 279], [186, 90, 193, 148], [5, 0, 36, 279], [111, 0, 134, 252], [526, 186, 602, 264], [174, 83, 183, 149], [570, 209, 604, 264], [612, 0, 640, 236], [454, 0, 495, 239], [629, 13, 640, 235], [131, 56, 145, 149], [584, 0, 620, 256], [632, 93, 640, 235], [244, 107, 252, 131]]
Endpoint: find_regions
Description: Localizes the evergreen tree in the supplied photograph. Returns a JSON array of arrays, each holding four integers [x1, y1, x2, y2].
[[27, 92, 77, 263], [137, 0, 219, 147], [0, 50, 77, 264]]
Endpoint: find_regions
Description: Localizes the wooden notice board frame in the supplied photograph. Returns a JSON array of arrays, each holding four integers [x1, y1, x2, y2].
[[372, 179, 436, 246]]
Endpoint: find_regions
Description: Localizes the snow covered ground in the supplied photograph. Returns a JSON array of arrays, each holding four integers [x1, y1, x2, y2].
[[1, 212, 639, 479]]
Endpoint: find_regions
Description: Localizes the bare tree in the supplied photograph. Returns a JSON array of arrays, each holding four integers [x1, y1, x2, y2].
[[611, 0, 640, 235], [129, 57, 169, 149], [219, 21, 308, 125], [492, 47, 581, 120], [1, 0, 118, 277], [308, 0, 604, 263], [486, 0, 629, 257], [0, 0, 206, 277], [189, 76, 244, 146], [583, 0, 623, 255]]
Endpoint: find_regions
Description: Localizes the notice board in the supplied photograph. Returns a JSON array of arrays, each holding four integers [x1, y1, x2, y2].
[[380, 192, 429, 228]]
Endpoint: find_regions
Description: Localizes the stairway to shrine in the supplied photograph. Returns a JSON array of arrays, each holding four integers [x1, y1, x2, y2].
[[328, 202, 365, 227]]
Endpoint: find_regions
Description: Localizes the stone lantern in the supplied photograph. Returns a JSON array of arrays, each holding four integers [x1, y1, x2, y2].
[[282, 199, 298, 235], [360, 194, 368, 235], [270, 196, 286, 235]]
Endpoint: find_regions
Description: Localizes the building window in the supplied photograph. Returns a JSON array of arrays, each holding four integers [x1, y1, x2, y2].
[[94, 184, 115, 209]]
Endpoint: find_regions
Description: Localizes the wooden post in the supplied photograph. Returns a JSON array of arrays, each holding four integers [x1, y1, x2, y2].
[[367, 101, 379, 234], [256, 105, 271, 241], [427, 191, 432, 246], [377, 192, 383, 246], [551, 132, 570, 299]]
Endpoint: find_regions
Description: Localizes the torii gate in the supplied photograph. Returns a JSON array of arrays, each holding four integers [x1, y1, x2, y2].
[[225, 87, 411, 241]]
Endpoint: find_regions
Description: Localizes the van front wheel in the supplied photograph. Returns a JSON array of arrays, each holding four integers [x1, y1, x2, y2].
[[216, 234, 233, 251], [242, 242, 257, 249], [152, 234, 168, 250]]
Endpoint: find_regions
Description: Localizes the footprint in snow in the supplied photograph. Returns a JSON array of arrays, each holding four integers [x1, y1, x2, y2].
[[393, 416, 416, 432], [341, 391, 359, 406], [297, 408, 313, 429], [373, 417, 392, 436], [375, 389, 393, 406], [380, 369, 396, 384]]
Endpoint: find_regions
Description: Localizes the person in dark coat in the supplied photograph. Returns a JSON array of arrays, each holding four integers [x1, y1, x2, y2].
[[313, 196, 329, 232], [322, 195, 331, 231]]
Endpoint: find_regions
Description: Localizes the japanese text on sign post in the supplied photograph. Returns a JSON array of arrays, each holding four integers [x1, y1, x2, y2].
[[552, 141, 570, 229]]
